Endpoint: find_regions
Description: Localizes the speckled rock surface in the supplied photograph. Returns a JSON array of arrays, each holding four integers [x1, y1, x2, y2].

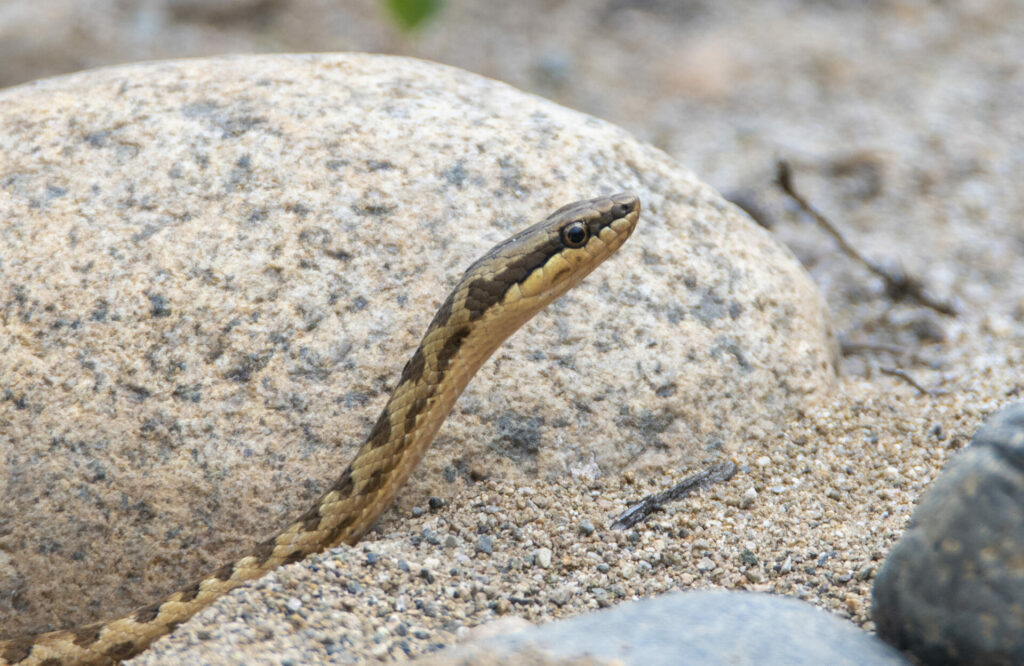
[[872, 402, 1024, 665], [0, 54, 834, 638], [437, 591, 908, 666]]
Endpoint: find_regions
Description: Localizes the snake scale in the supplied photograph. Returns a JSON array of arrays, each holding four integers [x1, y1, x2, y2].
[[1, 193, 641, 665]]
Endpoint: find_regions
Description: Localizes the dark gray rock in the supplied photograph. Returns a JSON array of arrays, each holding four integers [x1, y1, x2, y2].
[[873, 401, 1024, 665], [466, 590, 906, 665]]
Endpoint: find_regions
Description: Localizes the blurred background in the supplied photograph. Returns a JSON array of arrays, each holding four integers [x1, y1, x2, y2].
[[2, 0, 1022, 365]]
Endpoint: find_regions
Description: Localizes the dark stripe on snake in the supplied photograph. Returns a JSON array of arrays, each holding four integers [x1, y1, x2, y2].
[[366, 413, 392, 450], [325, 515, 355, 546], [178, 582, 201, 603], [0, 638, 31, 664], [466, 236, 563, 320], [107, 643, 135, 661], [398, 347, 426, 387], [362, 469, 386, 495], [70, 627, 100, 649], [211, 563, 234, 582], [405, 397, 426, 434], [329, 467, 355, 496], [133, 604, 161, 624], [298, 505, 322, 532]]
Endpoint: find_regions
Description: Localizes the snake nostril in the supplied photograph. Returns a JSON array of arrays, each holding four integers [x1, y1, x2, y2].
[[609, 194, 640, 219]]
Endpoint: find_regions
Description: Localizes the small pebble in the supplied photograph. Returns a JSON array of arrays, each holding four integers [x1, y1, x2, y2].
[[550, 587, 573, 606], [739, 487, 758, 509]]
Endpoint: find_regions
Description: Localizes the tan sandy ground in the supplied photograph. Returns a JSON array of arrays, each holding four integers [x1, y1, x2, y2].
[[128, 366, 1020, 662]]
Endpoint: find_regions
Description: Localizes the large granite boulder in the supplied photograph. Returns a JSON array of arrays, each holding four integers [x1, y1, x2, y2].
[[0, 54, 834, 637]]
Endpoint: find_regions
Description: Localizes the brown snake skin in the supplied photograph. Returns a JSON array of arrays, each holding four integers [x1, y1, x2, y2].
[[1, 193, 641, 665]]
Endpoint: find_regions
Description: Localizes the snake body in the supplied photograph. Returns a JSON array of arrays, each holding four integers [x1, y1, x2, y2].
[[1, 193, 641, 665]]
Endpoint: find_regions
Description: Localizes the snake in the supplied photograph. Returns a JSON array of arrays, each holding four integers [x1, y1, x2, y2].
[[1, 193, 641, 665]]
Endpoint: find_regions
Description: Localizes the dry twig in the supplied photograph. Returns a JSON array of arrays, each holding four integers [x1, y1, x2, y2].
[[879, 366, 944, 396], [776, 160, 957, 316], [612, 461, 737, 530]]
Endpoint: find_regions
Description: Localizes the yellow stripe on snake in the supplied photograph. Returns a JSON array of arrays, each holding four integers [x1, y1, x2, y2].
[[1, 194, 641, 665]]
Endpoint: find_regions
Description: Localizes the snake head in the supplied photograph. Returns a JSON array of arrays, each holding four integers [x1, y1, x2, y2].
[[459, 192, 641, 320]]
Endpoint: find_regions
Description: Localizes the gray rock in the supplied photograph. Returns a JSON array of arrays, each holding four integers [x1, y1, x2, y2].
[[475, 535, 494, 555], [0, 53, 834, 636], [450, 590, 906, 665], [873, 401, 1024, 665]]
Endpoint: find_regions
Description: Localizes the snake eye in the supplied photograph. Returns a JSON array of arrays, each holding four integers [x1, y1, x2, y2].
[[560, 221, 589, 248]]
